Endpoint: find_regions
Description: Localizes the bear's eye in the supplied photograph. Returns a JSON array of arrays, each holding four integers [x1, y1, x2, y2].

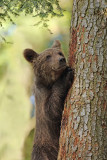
[[46, 55, 51, 60], [58, 52, 63, 56]]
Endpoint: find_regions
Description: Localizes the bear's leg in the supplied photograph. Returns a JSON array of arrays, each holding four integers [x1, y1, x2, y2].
[[45, 67, 74, 121], [32, 144, 57, 160], [32, 145, 46, 160]]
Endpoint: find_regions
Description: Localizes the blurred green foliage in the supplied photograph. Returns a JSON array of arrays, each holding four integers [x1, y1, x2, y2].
[[23, 129, 34, 160], [0, 0, 72, 160], [0, 0, 63, 28]]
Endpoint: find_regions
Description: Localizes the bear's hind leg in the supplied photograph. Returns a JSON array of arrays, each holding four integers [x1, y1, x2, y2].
[[32, 144, 57, 160], [32, 145, 46, 160]]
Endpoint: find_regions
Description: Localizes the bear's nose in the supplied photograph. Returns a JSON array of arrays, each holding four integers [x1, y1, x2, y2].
[[59, 57, 66, 64]]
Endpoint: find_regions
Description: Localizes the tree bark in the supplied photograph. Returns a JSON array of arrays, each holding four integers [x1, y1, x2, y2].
[[58, 0, 107, 160]]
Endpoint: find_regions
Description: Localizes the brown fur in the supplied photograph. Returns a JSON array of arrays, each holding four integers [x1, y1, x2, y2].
[[23, 40, 74, 160]]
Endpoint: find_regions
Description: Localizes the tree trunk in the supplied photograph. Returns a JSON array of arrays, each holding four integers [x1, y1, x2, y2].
[[58, 0, 107, 160]]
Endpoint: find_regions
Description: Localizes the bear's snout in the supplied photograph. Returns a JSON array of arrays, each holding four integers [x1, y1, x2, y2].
[[59, 57, 66, 65]]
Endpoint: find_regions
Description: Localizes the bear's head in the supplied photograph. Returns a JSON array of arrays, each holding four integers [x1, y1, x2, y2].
[[23, 40, 67, 86]]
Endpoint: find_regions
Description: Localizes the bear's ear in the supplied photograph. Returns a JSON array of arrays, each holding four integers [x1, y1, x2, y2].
[[23, 49, 38, 63], [52, 40, 61, 49]]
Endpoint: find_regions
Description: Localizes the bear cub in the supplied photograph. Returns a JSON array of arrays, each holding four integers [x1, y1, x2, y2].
[[23, 40, 74, 160]]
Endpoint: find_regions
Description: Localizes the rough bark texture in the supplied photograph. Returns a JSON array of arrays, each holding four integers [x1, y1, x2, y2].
[[58, 0, 107, 160]]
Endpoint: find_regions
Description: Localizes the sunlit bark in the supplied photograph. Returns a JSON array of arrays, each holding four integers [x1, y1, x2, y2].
[[58, 0, 107, 159]]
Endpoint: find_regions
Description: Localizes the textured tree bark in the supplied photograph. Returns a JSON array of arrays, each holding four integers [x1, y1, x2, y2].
[[58, 0, 107, 160]]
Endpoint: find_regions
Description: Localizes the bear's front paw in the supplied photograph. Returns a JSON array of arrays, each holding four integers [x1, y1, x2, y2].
[[65, 67, 74, 86]]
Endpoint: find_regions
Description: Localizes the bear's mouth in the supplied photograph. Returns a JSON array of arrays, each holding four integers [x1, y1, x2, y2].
[[52, 64, 66, 71]]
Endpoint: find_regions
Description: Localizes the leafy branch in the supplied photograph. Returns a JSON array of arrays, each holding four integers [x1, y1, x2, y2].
[[0, 0, 64, 27]]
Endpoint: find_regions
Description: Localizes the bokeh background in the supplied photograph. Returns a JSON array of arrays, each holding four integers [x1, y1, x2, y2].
[[0, 0, 72, 160]]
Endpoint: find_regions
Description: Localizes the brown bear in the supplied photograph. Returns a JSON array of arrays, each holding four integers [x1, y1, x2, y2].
[[23, 40, 74, 160]]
